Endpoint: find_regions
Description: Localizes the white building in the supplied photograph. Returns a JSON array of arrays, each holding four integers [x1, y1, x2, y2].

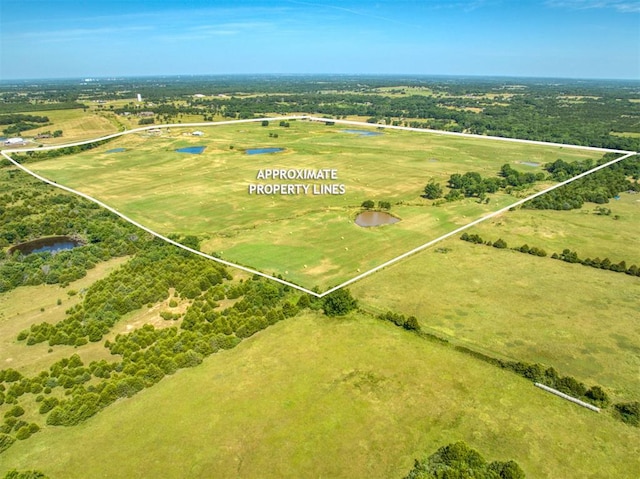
[[4, 137, 26, 146]]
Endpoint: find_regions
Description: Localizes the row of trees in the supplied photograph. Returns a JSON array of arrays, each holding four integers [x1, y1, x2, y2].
[[460, 233, 640, 277]]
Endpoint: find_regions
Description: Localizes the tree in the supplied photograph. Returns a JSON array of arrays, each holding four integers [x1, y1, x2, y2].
[[361, 200, 375, 209], [261, 120, 269, 126], [493, 238, 507, 249], [423, 182, 443, 200], [322, 289, 357, 317]]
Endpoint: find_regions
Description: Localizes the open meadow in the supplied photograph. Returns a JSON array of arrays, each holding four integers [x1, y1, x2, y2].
[[1, 312, 638, 479], [21, 119, 604, 290], [351, 234, 640, 400]]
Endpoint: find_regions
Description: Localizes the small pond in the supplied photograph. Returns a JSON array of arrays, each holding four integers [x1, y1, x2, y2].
[[520, 161, 540, 167], [106, 148, 126, 153], [176, 146, 206, 154], [342, 129, 383, 137], [246, 147, 284, 155], [355, 211, 400, 227], [8, 236, 83, 256]]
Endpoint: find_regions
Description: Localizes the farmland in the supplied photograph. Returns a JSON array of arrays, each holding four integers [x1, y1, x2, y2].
[[1, 312, 638, 479], [20, 119, 604, 290]]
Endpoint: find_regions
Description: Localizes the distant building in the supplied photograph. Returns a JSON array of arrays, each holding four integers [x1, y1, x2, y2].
[[193, 94, 206, 98], [137, 93, 142, 102], [4, 137, 26, 146], [192, 131, 204, 136], [138, 111, 154, 117]]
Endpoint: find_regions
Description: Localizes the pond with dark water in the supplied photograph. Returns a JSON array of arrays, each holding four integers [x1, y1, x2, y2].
[[107, 148, 126, 153], [246, 148, 284, 155], [176, 146, 206, 154], [8, 236, 83, 255], [355, 211, 400, 227]]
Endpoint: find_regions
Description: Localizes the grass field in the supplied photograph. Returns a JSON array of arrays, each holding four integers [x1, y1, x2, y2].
[[1, 312, 638, 479], [22, 119, 603, 290], [19, 109, 118, 145], [469, 191, 640, 265], [350, 236, 640, 399]]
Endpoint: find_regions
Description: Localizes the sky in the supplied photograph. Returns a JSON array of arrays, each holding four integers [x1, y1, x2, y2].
[[1, 0, 639, 80]]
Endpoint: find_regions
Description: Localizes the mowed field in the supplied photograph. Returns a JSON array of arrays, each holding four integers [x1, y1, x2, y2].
[[351, 235, 640, 400], [1, 312, 639, 479], [22, 119, 603, 290], [19, 108, 118, 145]]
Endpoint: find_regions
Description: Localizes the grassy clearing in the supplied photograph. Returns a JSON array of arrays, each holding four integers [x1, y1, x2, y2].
[[22, 119, 602, 290], [0, 257, 129, 376], [1, 312, 638, 478], [18, 109, 117, 145], [351, 237, 640, 399], [470, 192, 640, 265]]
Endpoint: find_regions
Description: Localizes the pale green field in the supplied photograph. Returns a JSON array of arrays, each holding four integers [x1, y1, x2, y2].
[[351, 237, 640, 399], [21, 109, 118, 144], [23, 120, 602, 290], [1, 312, 638, 479], [470, 192, 640, 265]]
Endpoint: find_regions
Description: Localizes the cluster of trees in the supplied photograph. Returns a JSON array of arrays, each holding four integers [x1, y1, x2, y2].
[[0, 272, 307, 447], [361, 200, 391, 210], [0, 170, 148, 293], [0, 114, 50, 136], [19, 238, 231, 346], [424, 163, 546, 203], [321, 288, 358, 317], [524, 155, 640, 210], [0, 113, 49, 136], [405, 441, 525, 479]]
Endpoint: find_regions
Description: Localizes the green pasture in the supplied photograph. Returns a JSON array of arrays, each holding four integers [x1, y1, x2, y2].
[[1, 313, 638, 479], [24, 120, 603, 289], [470, 192, 640, 265], [351, 237, 640, 399]]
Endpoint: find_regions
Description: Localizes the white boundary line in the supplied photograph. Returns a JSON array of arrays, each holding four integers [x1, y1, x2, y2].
[[2, 116, 637, 298]]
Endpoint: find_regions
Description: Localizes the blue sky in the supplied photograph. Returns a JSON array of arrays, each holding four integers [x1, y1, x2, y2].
[[1, 0, 638, 80]]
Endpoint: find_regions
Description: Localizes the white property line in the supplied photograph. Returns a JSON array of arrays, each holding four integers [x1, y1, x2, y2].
[[534, 383, 600, 412], [2, 117, 637, 298]]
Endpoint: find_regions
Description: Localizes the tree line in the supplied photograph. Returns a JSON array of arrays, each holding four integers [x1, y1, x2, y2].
[[460, 233, 640, 277]]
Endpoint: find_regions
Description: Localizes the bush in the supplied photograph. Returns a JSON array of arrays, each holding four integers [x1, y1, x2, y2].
[[0, 433, 16, 453], [614, 401, 640, 427], [4, 405, 25, 418]]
